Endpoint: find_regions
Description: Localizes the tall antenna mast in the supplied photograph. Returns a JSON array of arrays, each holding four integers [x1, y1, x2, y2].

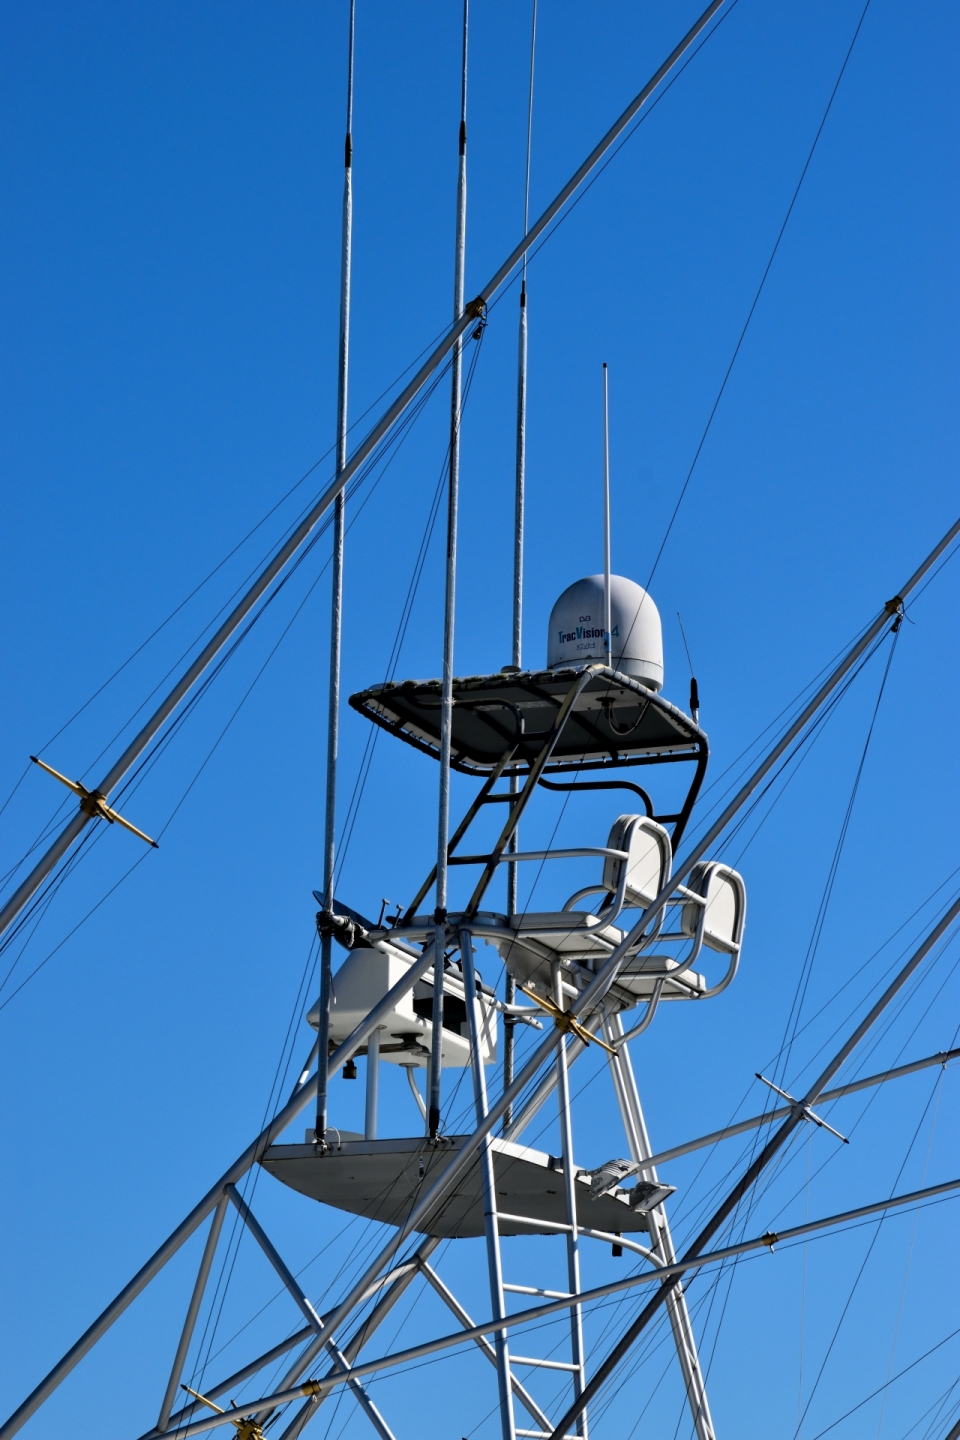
[[504, 0, 537, 1132], [315, 0, 356, 1148], [430, 0, 470, 1143], [513, 0, 537, 671], [603, 361, 612, 667]]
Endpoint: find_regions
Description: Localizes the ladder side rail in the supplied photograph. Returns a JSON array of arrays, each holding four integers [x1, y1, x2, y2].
[[461, 926, 517, 1440], [503, 1031, 591, 1143], [553, 964, 588, 1438]]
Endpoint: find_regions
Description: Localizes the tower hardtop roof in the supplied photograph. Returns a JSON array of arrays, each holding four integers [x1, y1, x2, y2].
[[349, 664, 706, 775]]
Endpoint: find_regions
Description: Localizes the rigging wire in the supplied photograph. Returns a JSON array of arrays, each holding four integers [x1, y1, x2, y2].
[[791, 1076, 946, 1438], [0, 337, 462, 1011], [0, 316, 459, 803], [774, 624, 901, 1089], [643, 0, 875, 595], [873, 1075, 944, 1439]]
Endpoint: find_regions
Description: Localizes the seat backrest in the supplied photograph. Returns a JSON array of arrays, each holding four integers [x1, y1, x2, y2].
[[680, 861, 747, 952], [602, 815, 672, 909]]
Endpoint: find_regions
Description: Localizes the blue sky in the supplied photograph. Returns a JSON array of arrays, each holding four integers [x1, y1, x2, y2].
[[1, 3, 958, 1438]]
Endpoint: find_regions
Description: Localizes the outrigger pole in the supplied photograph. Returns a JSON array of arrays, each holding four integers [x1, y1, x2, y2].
[[314, 0, 356, 1150], [2, 519, 957, 1440], [0, 0, 733, 945], [503, 0, 537, 1132], [429, 0, 470, 1144]]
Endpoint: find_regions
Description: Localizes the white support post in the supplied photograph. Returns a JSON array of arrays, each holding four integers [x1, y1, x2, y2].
[[604, 1013, 716, 1440], [365, 1026, 380, 1140], [460, 928, 516, 1440], [553, 966, 587, 1438]]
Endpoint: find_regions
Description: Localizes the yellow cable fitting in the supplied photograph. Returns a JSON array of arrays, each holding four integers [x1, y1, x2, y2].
[[181, 1386, 266, 1440], [520, 985, 617, 1055], [30, 756, 158, 847]]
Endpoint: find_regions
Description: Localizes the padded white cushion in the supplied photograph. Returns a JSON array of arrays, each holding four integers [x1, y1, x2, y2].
[[680, 862, 746, 952], [601, 815, 672, 908]]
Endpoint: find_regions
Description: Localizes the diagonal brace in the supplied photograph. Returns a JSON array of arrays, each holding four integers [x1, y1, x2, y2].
[[419, 1262, 550, 1431], [224, 1187, 396, 1440]]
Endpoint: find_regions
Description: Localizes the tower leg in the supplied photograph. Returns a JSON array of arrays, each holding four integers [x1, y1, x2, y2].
[[604, 1012, 717, 1440]]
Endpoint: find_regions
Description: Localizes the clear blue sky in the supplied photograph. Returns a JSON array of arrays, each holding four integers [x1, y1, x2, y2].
[[1, 3, 958, 1438]]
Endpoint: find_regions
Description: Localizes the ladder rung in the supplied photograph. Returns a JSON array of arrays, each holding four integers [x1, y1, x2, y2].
[[504, 1283, 572, 1300], [516, 1431, 578, 1438], [511, 1355, 581, 1373]]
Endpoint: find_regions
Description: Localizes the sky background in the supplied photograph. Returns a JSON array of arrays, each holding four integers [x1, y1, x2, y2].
[[1, 2, 958, 1438]]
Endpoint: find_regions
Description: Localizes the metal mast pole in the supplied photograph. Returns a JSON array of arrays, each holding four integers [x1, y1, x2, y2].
[[504, 0, 537, 1130], [315, 0, 356, 1147], [429, 0, 470, 1141], [512, 0, 536, 676], [602, 362, 611, 667]]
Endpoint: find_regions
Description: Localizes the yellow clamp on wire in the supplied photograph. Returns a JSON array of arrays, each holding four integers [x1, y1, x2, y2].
[[30, 755, 158, 847], [181, 1387, 266, 1440], [520, 985, 617, 1055], [181, 1386, 267, 1440]]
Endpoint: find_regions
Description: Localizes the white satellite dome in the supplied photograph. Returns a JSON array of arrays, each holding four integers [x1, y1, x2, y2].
[[547, 574, 664, 691]]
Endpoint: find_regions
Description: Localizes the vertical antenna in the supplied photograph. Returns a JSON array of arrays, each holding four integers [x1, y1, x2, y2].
[[512, 0, 537, 673], [603, 361, 612, 668], [430, 0, 469, 1143], [677, 611, 700, 724], [504, 0, 537, 1131], [315, 0, 356, 1149]]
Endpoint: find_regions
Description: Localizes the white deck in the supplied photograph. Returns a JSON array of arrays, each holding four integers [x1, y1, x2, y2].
[[261, 1133, 654, 1239]]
